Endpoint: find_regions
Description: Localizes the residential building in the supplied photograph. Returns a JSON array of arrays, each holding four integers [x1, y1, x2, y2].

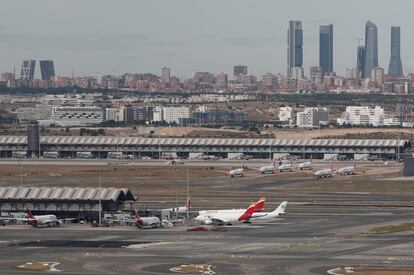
[[319, 24, 333, 75], [161, 67, 171, 84], [338, 106, 399, 127], [162, 106, 190, 124], [310, 66, 322, 84], [388, 26, 404, 77], [215, 73, 228, 88], [296, 107, 329, 128], [371, 67, 384, 86], [192, 72, 215, 85], [287, 20, 303, 78], [278, 106, 294, 124], [233, 65, 248, 79], [104, 108, 119, 121]]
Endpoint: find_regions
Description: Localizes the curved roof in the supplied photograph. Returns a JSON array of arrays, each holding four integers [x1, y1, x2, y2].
[[0, 135, 409, 148], [0, 187, 135, 202]]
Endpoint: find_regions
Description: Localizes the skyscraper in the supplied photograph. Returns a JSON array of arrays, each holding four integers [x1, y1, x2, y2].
[[357, 46, 366, 78], [39, 60, 55, 81], [20, 60, 36, 80], [363, 21, 378, 78], [388, 26, 404, 77], [287, 20, 303, 78], [319, 24, 333, 75]]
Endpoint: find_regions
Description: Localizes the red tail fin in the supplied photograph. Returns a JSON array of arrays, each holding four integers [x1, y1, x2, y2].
[[185, 199, 191, 210], [238, 202, 257, 222], [254, 197, 266, 212], [27, 209, 34, 219], [134, 210, 144, 226]]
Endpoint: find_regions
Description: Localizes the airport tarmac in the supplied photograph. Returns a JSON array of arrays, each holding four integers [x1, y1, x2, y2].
[[1, 212, 414, 275]]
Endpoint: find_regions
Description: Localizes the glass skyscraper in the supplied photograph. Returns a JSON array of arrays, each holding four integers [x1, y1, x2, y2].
[[20, 60, 36, 80], [363, 21, 378, 78], [39, 60, 55, 81], [319, 24, 333, 75], [357, 46, 366, 79], [287, 20, 303, 78], [388, 26, 404, 77]]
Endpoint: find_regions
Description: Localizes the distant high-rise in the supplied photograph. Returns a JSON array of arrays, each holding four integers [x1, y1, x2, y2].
[[388, 26, 404, 77], [161, 67, 171, 84], [357, 46, 366, 78], [39, 60, 55, 81], [363, 21, 378, 78], [233, 65, 248, 78], [20, 60, 36, 80], [287, 20, 303, 78], [319, 24, 333, 75]]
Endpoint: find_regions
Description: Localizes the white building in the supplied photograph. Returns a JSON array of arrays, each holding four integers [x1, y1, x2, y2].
[[278, 106, 294, 124], [17, 105, 53, 122], [51, 106, 104, 126], [337, 106, 400, 127], [105, 108, 119, 121], [161, 106, 190, 124], [296, 107, 329, 128]]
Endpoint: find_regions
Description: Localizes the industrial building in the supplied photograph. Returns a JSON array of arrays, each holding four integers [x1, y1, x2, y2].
[[0, 135, 409, 160], [0, 187, 135, 221]]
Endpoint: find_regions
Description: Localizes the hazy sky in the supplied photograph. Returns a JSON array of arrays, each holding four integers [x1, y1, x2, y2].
[[0, 0, 413, 78]]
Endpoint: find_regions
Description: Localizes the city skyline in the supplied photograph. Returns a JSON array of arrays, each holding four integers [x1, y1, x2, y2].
[[1, 0, 413, 77]]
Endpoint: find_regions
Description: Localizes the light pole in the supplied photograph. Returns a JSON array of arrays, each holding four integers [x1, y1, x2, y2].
[[98, 171, 102, 225], [186, 169, 189, 221]]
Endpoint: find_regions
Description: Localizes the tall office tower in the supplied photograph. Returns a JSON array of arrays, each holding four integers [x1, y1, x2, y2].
[[363, 21, 378, 78], [233, 65, 248, 78], [20, 60, 36, 80], [357, 46, 366, 78], [319, 24, 333, 75], [39, 60, 55, 81], [388, 26, 404, 77], [287, 20, 303, 78], [161, 67, 171, 84]]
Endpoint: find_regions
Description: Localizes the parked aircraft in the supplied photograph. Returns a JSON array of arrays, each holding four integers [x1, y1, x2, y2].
[[278, 161, 293, 172], [23, 210, 75, 227], [313, 163, 334, 178], [248, 201, 288, 223], [134, 211, 160, 229], [163, 199, 191, 214], [259, 161, 276, 174], [195, 198, 265, 225], [298, 157, 312, 170], [225, 168, 244, 178], [335, 161, 357, 175]]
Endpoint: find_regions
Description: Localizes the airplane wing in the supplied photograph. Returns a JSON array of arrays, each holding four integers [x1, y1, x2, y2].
[[210, 216, 231, 225]]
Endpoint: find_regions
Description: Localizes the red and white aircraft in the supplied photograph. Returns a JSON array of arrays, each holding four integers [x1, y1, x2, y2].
[[134, 211, 160, 229], [195, 197, 265, 225], [335, 160, 357, 175], [25, 210, 75, 227], [163, 199, 191, 215]]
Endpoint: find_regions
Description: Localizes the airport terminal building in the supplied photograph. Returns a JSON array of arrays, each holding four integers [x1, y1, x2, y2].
[[0, 135, 410, 160], [0, 187, 136, 221]]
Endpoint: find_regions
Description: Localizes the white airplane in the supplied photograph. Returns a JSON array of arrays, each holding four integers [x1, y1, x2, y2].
[[335, 161, 356, 175], [248, 201, 288, 223], [298, 157, 312, 170], [313, 163, 334, 178], [163, 199, 191, 215], [278, 161, 293, 172], [259, 161, 276, 174], [24, 210, 75, 227], [134, 211, 160, 229], [225, 168, 244, 178], [195, 197, 265, 226]]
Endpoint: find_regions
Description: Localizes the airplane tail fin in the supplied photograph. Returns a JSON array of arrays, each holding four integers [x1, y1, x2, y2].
[[272, 201, 288, 215], [238, 202, 257, 222], [134, 210, 144, 225], [254, 197, 266, 212], [185, 199, 191, 210], [27, 209, 34, 219], [330, 162, 333, 170]]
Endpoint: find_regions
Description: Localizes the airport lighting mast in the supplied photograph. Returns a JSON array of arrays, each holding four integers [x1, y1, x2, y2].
[[98, 171, 102, 225], [186, 169, 189, 220]]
